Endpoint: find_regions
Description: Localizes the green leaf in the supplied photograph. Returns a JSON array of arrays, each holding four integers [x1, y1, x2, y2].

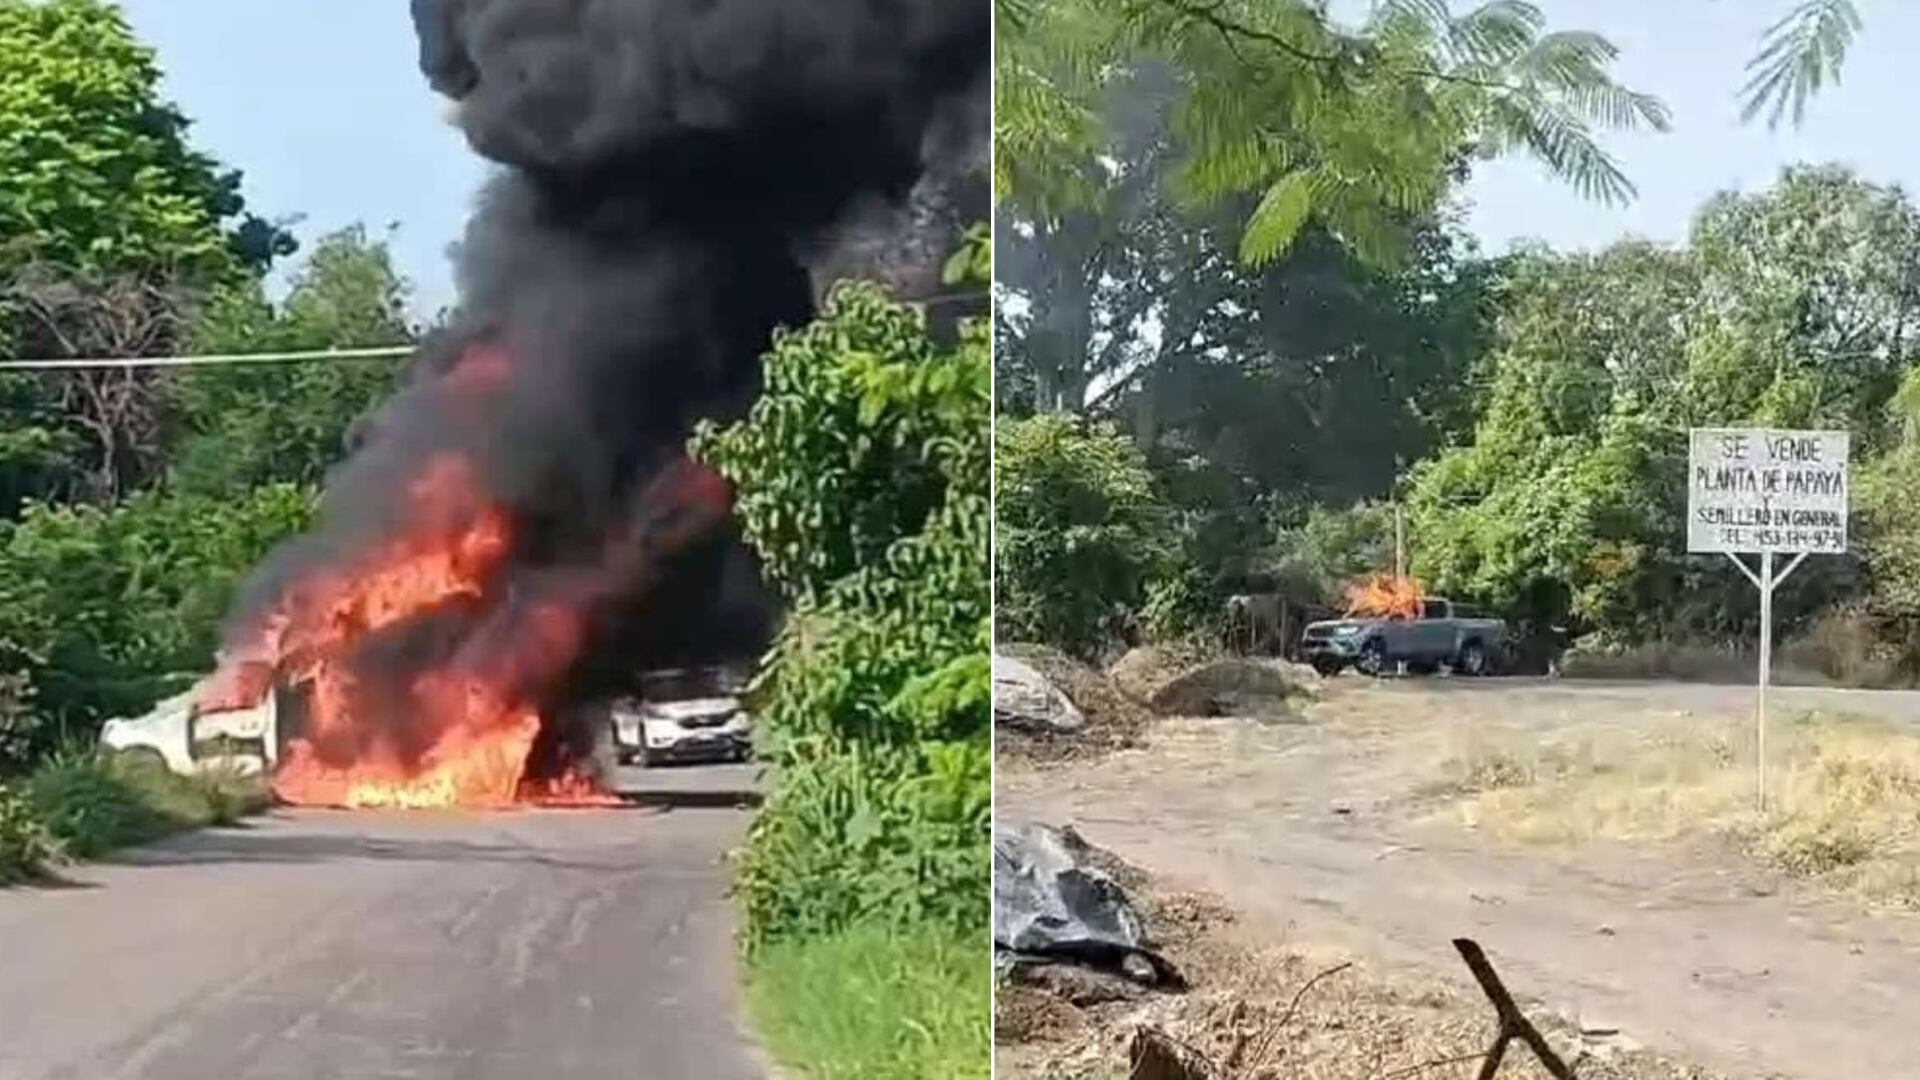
[[1238, 169, 1320, 267]]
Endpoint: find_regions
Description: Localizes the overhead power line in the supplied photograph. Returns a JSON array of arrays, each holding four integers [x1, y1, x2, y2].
[[0, 345, 415, 371], [0, 286, 986, 372]]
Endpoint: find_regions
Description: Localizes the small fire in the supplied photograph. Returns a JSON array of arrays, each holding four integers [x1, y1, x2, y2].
[[1344, 574, 1424, 621], [200, 346, 734, 811]]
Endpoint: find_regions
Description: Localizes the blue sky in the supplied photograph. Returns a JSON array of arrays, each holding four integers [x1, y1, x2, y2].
[[123, 2, 1918, 315], [1460, 1, 1920, 254], [121, 0, 488, 318]]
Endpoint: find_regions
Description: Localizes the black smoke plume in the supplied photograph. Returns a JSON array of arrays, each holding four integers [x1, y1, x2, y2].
[[209, 0, 987, 785]]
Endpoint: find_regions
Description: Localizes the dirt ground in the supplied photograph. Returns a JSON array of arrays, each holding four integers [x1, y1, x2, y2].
[[998, 677, 1920, 1079], [997, 836, 1724, 1080]]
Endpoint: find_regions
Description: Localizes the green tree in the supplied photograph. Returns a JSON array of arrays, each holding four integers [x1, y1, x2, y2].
[[695, 282, 989, 943], [0, 482, 316, 756], [166, 227, 414, 495], [999, 0, 1666, 267], [994, 414, 1171, 655], [1408, 166, 1918, 644], [0, 0, 295, 512], [0, 0, 291, 288]]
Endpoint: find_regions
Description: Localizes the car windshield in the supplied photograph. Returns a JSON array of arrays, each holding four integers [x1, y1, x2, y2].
[[639, 668, 724, 700]]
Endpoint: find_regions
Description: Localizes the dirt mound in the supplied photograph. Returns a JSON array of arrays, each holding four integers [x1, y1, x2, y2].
[[996, 644, 1150, 763], [1107, 644, 1214, 702], [996, 840, 1726, 1080], [1110, 647, 1317, 719]]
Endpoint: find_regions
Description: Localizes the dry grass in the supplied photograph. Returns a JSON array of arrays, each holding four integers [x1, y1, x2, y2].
[[1558, 612, 1918, 689], [1452, 710, 1920, 905]]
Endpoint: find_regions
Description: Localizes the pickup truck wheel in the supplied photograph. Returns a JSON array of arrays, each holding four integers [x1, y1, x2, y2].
[[1357, 639, 1389, 678], [1310, 657, 1344, 677], [1455, 641, 1489, 677]]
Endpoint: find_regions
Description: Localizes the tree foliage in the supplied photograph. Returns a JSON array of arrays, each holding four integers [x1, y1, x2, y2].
[[999, 0, 1665, 267], [0, 483, 316, 761], [695, 282, 989, 944], [0, 0, 291, 291], [1408, 166, 1918, 643], [166, 227, 414, 495], [994, 414, 1171, 656]]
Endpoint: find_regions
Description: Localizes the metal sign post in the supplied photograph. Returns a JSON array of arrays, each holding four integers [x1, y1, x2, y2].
[[1687, 428, 1850, 810]]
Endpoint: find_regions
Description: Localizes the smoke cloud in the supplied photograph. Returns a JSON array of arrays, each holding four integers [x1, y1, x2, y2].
[[206, 0, 987, 795]]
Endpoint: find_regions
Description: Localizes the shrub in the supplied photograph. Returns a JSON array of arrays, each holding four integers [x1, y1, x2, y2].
[[994, 414, 1172, 658], [0, 783, 60, 883], [694, 282, 989, 946], [0, 670, 36, 775], [0, 482, 314, 752]]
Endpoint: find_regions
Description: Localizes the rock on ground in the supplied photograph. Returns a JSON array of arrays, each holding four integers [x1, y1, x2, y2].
[[995, 653, 1085, 734]]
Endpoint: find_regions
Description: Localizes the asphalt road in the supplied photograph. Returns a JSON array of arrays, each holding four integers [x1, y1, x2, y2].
[[0, 763, 765, 1080]]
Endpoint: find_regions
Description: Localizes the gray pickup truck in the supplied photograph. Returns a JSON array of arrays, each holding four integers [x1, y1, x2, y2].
[[1298, 598, 1505, 678]]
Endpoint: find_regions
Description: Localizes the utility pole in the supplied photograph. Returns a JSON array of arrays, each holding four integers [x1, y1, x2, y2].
[[1394, 503, 1406, 581], [1391, 459, 1407, 581]]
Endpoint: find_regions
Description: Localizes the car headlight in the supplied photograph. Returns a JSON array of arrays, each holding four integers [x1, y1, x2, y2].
[[1333, 625, 1361, 637]]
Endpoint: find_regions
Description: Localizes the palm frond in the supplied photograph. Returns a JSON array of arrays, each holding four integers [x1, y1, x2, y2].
[[1740, 0, 1861, 129], [1488, 95, 1635, 205], [1445, 1, 1545, 67]]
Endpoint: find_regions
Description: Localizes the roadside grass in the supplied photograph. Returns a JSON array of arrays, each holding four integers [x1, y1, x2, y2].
[[1449, 710, 1920, 904], [746, 921, 990, 1080], [0, 747, 268, 878]]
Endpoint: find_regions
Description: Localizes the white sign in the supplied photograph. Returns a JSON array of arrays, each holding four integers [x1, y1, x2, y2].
[[1687, 427, 1849, 555]]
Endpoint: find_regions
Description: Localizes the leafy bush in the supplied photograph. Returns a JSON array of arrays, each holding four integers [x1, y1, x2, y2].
[[994, 414, 1172, 657], [0, 783, 60, 883], [694, 282, 988, 946], [0, 670, 36, 775], [0, 483, 315, 753]]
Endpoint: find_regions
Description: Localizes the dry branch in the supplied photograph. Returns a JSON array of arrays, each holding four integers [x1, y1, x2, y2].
[[1451, 938, 1575, 1079]]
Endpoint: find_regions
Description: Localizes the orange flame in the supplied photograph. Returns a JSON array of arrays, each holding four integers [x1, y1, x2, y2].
[[198, 377, 736, 812], [1343, 574, 1424, 620]]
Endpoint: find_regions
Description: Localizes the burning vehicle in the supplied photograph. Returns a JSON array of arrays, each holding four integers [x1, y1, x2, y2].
[[167, 0, 985, 811], [1298, 576, 1506, 678], [100, 676, 282, 778]]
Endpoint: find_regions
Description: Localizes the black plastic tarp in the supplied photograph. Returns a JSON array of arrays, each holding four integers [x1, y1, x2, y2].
[[993, 822, 1172, 984]]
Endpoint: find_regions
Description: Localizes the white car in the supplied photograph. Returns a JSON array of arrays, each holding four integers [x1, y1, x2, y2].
[[610, 667, 752, 766], [99, 679, 279, 777]]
